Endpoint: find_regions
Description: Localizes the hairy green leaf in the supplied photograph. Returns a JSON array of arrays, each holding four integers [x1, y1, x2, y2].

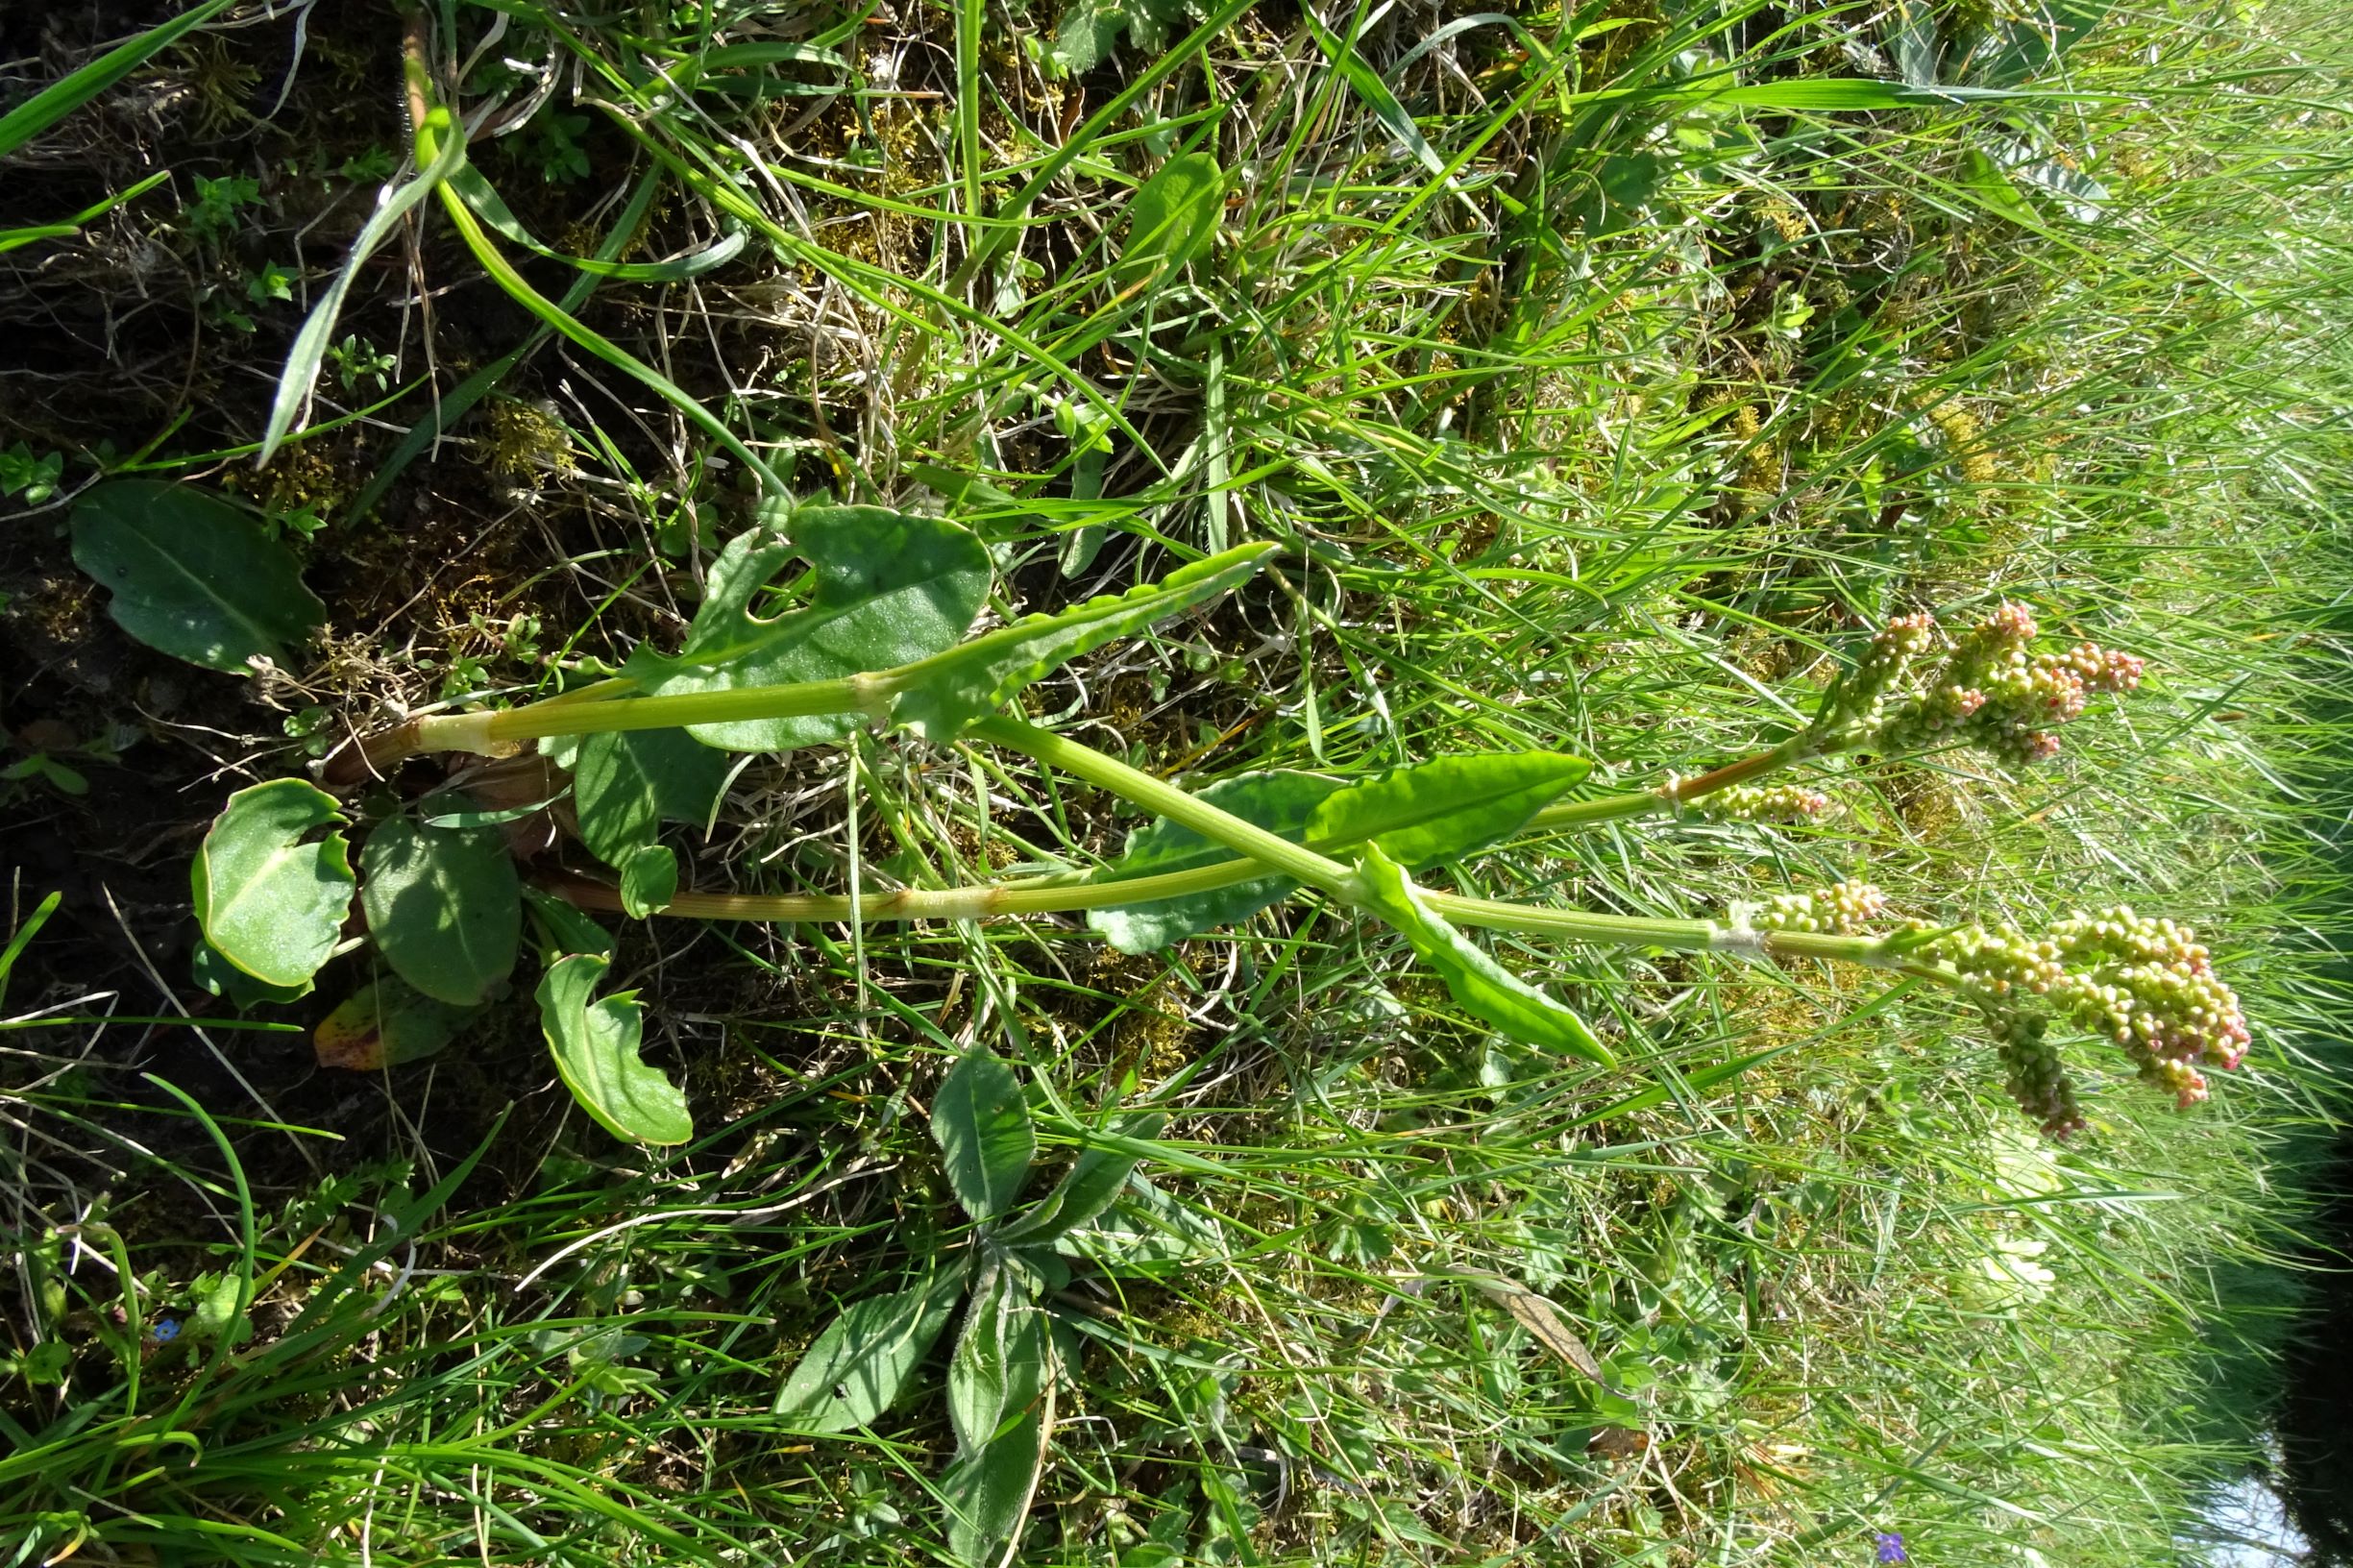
[[934, 1044, 1037, 1222], [535, 953, 692, 1145], [947, 1260, 1018, 1454], [1112, 152, 1222, 295], [1354, 844, 1612, 1066], [625, 507, 992, 751], [193, 780, 355, 991], [70, 480, 326, 673], [774, 1263, 968, 1431], [996, 1114, 1168, 1247], [1092, 751, 1590, 952], [890, 541, 1278, 742], [360, 819, 520, 1006], [943, 1297, 1052, 1567]]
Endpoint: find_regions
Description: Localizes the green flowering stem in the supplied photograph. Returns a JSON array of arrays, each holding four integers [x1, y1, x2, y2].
[[542, 854, 1937, 982], [964, 716, 1366, 901], [410, 677, 877, 754], [989, 728, 1826, 905]]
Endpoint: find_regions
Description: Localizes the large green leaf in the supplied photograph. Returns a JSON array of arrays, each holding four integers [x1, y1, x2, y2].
[[773, 1263, 969, 1431], [556, 727, 729, 869], [535, 953, 693, 1145], [1092, 751, 1590, 953], [889, 541, 1278, 743], [943, 1295, 1052, 1568], [1353, 844, 1613, 1066], [359, 819, 520, 1006], [624, 507, 992, 751], [1089, 773, 1334, 954], [192, 780, 355, 990], [1111, 152, 1222, 296], [70, 480, 326, 673], [934, 1045, 1037, 1223]]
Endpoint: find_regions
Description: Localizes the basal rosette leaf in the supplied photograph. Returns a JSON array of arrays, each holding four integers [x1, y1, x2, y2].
[[773, 1262, 970, 1432], [1112, 151, 1223, 296], [314, 974, 480, 1071], [71, 480, 326, 673], [535, 953, 692, 1146], [359, 818, 521, 1007], [556, 727, 729, 870], [995, 1113, 1169, 1246], [943, 1292, 1053, 1567], [934, 1044, 1038, 1222], [192, 779, 355, 990]]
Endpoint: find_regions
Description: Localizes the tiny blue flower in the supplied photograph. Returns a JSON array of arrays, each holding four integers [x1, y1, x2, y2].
[[152, 1317, 181, 1343], [1875, 1533, 1907, 1564]]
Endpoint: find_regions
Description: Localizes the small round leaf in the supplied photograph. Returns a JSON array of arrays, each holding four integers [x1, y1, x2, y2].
[[359, 818, 521, 1006], [192, 779, 355, 990]]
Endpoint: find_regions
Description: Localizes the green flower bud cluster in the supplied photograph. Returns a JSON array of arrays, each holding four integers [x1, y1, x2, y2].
[[2044, 907, 2249, 1106], [1925, 907, 2247, 1128], [1738, 884, 2246, 1134], [1991, 1012, 2087, 1139], [1752, 879, 1889, 935], [1838, 602, 2145, 769], [1698, 783, 1835, 822]]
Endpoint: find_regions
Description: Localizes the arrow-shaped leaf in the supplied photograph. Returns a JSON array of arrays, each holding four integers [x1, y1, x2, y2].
[[625, 507, 993, 752], [1092, 750, 1590, 952], [888, 541, 1279, 742], [193, 779, 355, 990], [1353, 843, 1612, 1066]]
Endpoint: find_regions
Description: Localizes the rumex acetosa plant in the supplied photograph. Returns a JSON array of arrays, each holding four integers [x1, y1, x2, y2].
[[158, 489, 2244, 1145], [87, 478, 2244, 1567]]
